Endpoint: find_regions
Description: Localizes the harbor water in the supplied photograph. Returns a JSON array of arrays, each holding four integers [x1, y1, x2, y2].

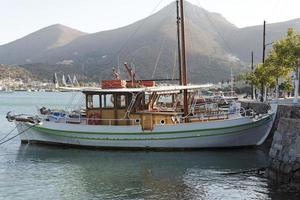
[[0, 92, 299, 200]]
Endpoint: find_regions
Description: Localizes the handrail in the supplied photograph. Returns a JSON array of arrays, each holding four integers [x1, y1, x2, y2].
[[242, 109, 255, 117], [179, 106, 255, 123], [84, 118, 141, 126], [58, 116, 141, 126]]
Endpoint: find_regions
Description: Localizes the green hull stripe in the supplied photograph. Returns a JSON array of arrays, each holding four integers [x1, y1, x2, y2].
[[29, 115, 272, 135], [28, 117, 272, 141]]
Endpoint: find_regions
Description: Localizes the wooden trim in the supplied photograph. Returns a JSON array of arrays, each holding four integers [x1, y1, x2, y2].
[[113, 93, 118, 125]]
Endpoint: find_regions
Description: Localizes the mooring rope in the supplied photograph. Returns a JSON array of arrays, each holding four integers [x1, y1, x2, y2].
[[0, 126, 17, 142], [0, 124, 37, 146]]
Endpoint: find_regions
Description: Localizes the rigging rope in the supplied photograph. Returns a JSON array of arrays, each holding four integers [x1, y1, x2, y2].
[[185, 9, 194, 79], [194, 0, 234, 53], [65, 92, 80, 112], [152, 36, 166, 78], [151, 4, 177, 79], [172, 49, 177, 80], [111, 0, 166, 65], [0, 124, 37, 146], [0, 126, 17, 142]]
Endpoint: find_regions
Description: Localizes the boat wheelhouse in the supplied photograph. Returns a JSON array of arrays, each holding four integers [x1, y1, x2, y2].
[[81, 84, 228, 129]]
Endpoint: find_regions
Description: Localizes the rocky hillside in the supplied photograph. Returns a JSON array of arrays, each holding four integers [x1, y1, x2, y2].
[[0, 24, 86, 65], [0, 2, 299, 83], [0, 64, 33, 80]]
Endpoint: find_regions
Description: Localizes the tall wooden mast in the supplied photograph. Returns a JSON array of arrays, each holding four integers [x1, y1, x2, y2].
[[179, 0, 189, 120], [176, 0, 182, 85]]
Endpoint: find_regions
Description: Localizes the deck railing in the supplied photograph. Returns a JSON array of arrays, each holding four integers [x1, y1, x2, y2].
[[64, 117, 141, 126], [180, 107, 255, 123]]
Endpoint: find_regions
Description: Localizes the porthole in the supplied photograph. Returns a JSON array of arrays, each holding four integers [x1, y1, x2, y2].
[[160, 119, 165, 125], [135, 119, 141, 124]]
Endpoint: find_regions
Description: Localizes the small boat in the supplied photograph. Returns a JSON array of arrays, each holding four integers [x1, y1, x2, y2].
[[6, 0, 276, 149]]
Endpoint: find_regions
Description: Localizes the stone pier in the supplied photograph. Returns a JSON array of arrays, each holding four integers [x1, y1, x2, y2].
[[266, 104, 300, 181], [272, 104, 300, 131]]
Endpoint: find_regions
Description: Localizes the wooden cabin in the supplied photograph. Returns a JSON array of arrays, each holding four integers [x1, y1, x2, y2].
[[81, 84, 228, 130]]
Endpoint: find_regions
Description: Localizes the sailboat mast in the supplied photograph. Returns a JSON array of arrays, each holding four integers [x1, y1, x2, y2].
[[179, 0, 189, 119], [230, 67, 234, 93], [176, 0, 182, 85]]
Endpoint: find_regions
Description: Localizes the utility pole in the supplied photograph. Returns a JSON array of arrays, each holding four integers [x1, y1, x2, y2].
[[293, 67, 299, 104], [176, 0, 182, 85], [251, 51, 254, 99], [179, 0, 189, 121], [262, 21, 266, 64], [261, 20, 266, 102]]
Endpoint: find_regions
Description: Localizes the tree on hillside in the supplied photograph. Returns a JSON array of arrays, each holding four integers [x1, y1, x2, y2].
[[242, 28, 300, 101], [266, 28, 300, 102]]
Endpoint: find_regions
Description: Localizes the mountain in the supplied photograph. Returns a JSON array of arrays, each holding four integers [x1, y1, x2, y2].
[[24, 2, 242, 83], [228, 18, 300, 62], [0, 24, 86, 64], [0, 2, 300, 83], [0, 64, 33, 80]]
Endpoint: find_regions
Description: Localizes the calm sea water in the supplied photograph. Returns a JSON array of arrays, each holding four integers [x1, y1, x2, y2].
[[0, 92, 299, 200]]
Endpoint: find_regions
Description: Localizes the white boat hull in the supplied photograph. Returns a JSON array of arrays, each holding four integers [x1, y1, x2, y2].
[[16, 114, 275, 149]]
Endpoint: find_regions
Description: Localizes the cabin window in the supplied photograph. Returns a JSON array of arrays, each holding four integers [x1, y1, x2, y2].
[[116, 94, 126, 108], [101, 94, 114, 108], [87, 95, 93, 108], [93, 95, 100, 108], [101, 95, 106, 108], [87, 94, 100, 109]]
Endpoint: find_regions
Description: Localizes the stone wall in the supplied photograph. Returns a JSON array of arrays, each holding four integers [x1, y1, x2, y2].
[[267, 117, 300, 181], [273, 104, 300, 130]]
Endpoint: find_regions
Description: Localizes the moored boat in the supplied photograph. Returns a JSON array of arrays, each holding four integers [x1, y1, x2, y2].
[[8, 83, 275, 149], [6, 0, 276, 149]]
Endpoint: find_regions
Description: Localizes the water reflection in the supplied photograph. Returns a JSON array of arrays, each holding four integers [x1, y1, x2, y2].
[[9, 145, 271, 199]]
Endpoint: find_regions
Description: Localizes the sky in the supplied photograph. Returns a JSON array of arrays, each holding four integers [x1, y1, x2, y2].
[[0, 0, 299, 45]]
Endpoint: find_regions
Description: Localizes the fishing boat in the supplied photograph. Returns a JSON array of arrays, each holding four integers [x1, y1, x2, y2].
[[6, 0, 276, 149]]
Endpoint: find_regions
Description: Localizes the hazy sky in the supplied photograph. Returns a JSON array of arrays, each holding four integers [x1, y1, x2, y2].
[[0, 0, 299, 45]]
